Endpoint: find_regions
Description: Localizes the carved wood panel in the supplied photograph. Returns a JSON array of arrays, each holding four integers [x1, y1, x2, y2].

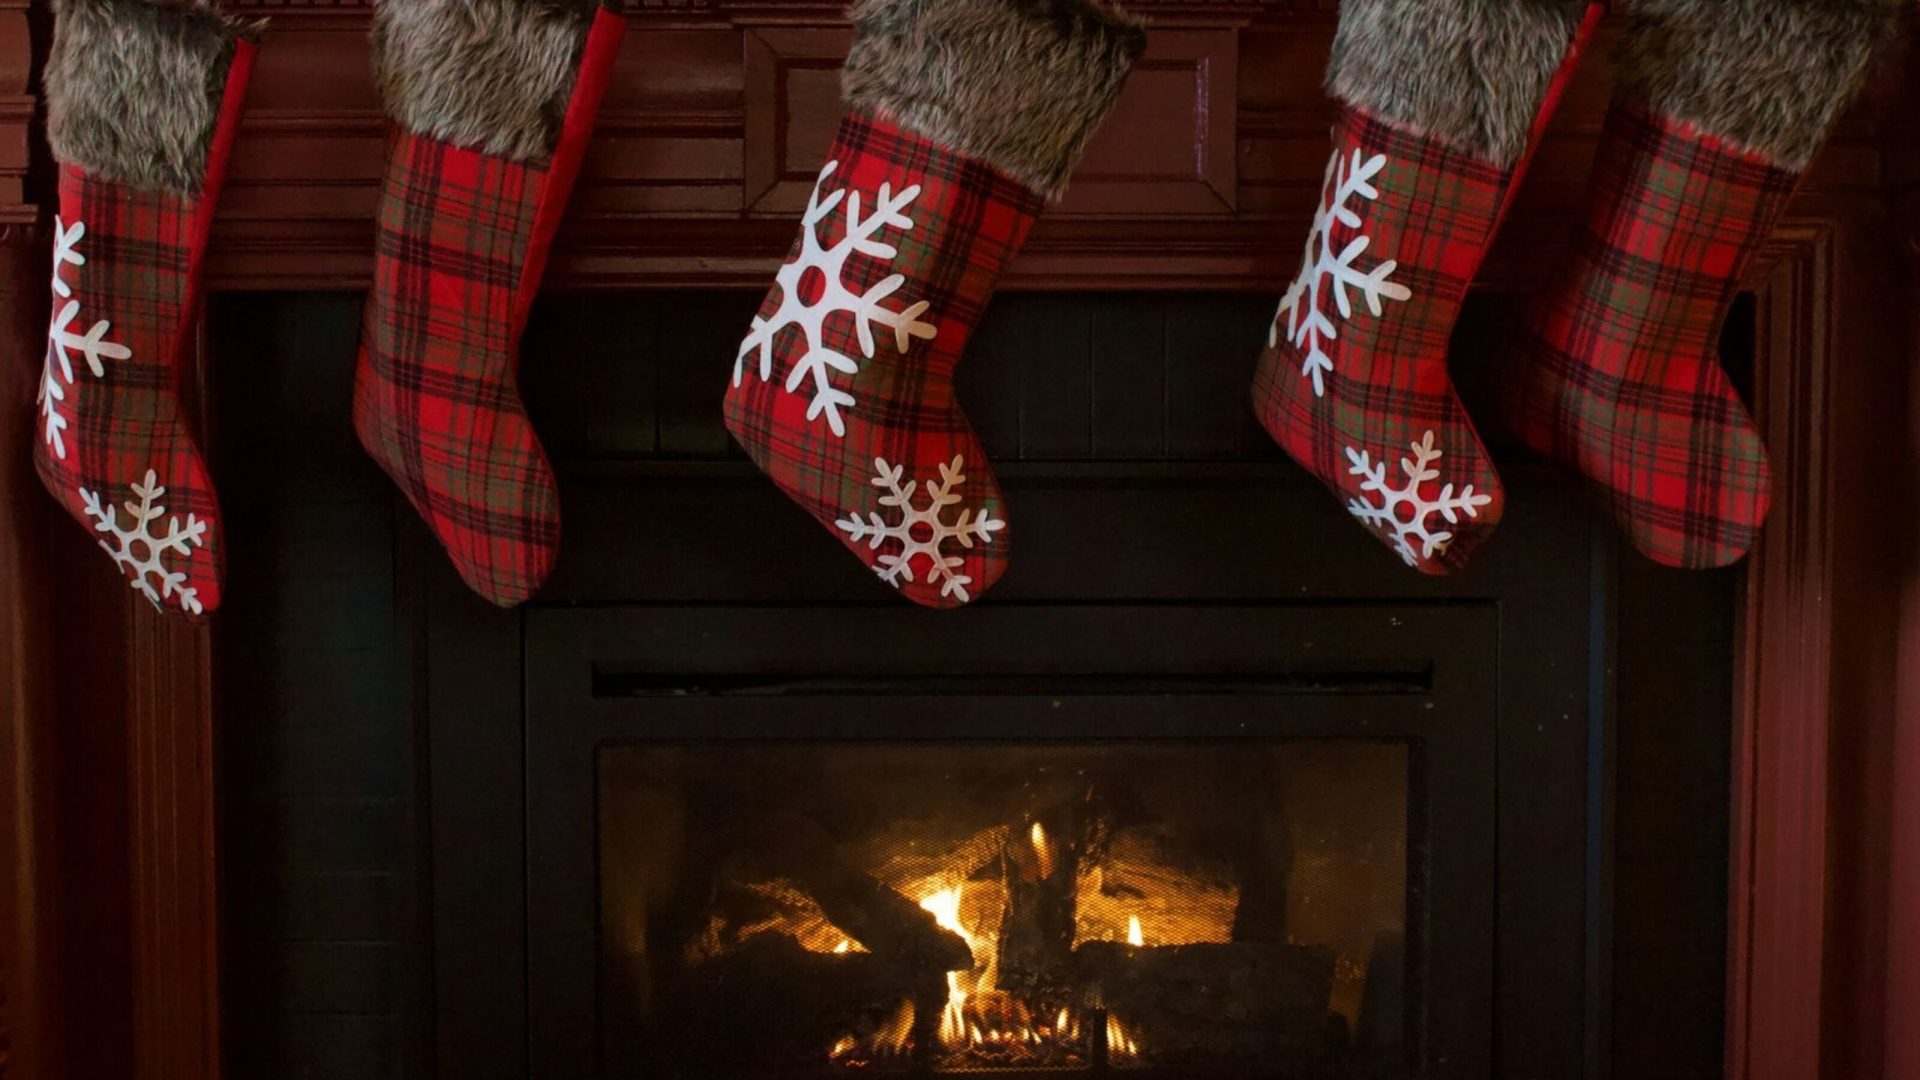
[[743, 26, 1237, 216]]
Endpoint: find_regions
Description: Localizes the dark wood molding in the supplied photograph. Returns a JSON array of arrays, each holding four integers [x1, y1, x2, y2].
[[1730, 221, 1837, 1080], [124, 610, 219, 1080], [1, 1, 41, 1077], [1882, 33, 1920, 1080], [0, 212, 43, 1080]]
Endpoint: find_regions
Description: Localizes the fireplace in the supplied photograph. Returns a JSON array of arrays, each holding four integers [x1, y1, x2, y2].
[[528, 603, 1496, 1079], [210, 290, 1739, 1080]]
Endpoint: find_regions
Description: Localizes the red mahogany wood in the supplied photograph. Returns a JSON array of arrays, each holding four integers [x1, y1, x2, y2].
[[0, 3, 1916, 1080], [1878, 33, 1920, 1080]]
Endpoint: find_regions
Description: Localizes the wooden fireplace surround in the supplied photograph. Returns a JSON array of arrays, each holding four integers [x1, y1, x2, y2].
[[1, 2, 1918, 1078]]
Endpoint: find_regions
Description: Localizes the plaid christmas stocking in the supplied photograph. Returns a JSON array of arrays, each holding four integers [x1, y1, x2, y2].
[[354, 0, 623, 606], [1500, 0, 1903, 568], [724, 0, 1143, 608], [33, 0, 257, 619], [1250, 0, 1601, 574]]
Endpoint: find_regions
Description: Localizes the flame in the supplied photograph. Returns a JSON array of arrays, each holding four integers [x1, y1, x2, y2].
[[1030, 821, 1055, 879], [827, 876, 1152, 1068], [920, 886, 965, 934], [1127, 914, 1144, 947], [828, 1000, 913, 1066], [875, 999, 914, 1056], [920, 887, 974, 1046]]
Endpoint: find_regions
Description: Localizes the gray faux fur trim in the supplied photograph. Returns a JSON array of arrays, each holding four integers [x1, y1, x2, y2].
[[842, 0, 1146, 201], [45, 0, 248, 195], [372, 0, 605, 162], [1327, 0, 1586, 167], [1616, 0, 1904, 170]]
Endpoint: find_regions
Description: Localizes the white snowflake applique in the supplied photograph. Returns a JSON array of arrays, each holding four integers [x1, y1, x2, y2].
[[835, 456, 1005, 604], [1344, 431, 1492, 568], [1270, 148, 1412, 398], [79, 469, 209, 615], [734, 160, 937, 438], [37, 216, 132, 460]]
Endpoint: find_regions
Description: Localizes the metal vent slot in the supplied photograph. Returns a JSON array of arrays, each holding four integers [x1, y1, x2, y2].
[[590, 667, 1435, 699]]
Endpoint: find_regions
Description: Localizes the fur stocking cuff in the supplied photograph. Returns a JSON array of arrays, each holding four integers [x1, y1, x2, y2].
[[46, 0, 251, 195], [842, 0, 1147, 202], [1616, 0, 1904, 170], [372, 0, 607, 162], [1327, 0, 1586, 167]]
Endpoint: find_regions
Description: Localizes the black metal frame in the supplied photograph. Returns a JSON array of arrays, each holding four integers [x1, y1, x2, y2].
[[520, 604, 1496, 1079]]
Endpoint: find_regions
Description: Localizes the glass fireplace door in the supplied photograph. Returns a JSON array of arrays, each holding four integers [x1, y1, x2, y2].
[[524, 605, 1497, 1080]]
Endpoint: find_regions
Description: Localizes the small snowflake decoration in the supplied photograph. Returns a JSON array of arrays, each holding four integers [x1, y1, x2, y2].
[[38, 216, 132, 460], [735, 160, 938, 438], [836, 456, 1005, 604], [1344, 431, 1492, 568], [79, 469, 209, 615], [1270, 148, 1412, 398]]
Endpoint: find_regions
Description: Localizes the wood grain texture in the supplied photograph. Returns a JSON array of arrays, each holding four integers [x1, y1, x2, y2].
[[202, 8, 1900, 290], [0, 212, 39, 1080], [1729, 223, 1838, 1080], [0, 5, 40, 1079], [125, 609, 218, 1080], [1882, 33, 1920, 1080]]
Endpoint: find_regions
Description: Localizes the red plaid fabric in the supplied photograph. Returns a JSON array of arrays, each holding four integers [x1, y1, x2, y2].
[[724, 113, 1044, 608], [1251, 106, 1508, 575], [355, 133, 559, 605], [1502, 103, 1787, 569], [354, 11, 621, 607], [32, 43, 254, 619]]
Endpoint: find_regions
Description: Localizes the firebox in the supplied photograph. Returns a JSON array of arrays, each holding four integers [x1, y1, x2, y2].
[[522, 604, 1498, 1079], [602, 740, 1407, 1077]]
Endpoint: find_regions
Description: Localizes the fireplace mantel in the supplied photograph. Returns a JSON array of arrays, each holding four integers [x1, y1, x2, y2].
[[1, 3, 1917, 1080]]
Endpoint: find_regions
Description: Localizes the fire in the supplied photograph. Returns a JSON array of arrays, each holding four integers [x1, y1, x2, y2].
[[833, 939, 851, 954], [1030, 821, 1055, 879], [827, 999, 913, 1066], [919, 886, 975, 1045], [827, 879, 1145, 1068], [1127, 914, 1144, 947], [1106, 1012, 1142, 1059]]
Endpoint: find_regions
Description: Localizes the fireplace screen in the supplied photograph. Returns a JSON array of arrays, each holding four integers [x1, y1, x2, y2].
[[598, 739, 1411, 1077]]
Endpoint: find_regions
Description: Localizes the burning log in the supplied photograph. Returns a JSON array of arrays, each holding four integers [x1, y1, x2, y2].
[[996, 816, 1084, 1000], [1074, 940, 1342, 1064], [673, 934, 941, 1073], [847, 821, 1011, 894], [686, 878, 849, 963], [1076, 825, 1240, 948], [751, 810, 974, 974]]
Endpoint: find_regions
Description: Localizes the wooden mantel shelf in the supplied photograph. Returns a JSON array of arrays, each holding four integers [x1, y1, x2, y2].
[[201, 1, 1911, 290], [1, 4, 1917, 1080]]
